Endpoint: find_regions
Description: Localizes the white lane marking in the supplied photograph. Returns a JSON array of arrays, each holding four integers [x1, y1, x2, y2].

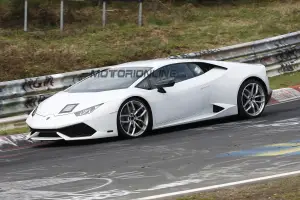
[[136, 179, 203, 192], [135, 170, 300, 200]]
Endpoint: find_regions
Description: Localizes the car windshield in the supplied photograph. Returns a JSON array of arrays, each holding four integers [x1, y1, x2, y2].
[[66, 67, 153, 93]]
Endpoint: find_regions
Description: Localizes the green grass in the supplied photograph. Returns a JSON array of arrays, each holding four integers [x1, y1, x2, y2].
[[0, 126, 29, 136], [1, 0, 300, 81], [269, 71, 300, 89], [175, 176, 300, 200]]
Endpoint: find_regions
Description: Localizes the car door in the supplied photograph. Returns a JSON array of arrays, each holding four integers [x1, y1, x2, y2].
[[136, 63, 211, 128]]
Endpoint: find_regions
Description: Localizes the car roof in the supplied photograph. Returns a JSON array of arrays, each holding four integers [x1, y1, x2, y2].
[[112, 58, 215, 69]]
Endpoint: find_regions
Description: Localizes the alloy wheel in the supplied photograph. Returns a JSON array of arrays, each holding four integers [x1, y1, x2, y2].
[[241, 83, 266, 117], [119, 100, 149, 137]]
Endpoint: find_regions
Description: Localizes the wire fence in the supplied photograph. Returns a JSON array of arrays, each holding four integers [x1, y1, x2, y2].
[[21, 0, 144, 32]]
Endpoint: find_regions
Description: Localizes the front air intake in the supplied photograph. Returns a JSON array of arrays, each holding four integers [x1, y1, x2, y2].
[[30, 123, 96, 138], [30, 127, 58, 137], [38, 132, 58, 137], [58, 123, 96, 137]]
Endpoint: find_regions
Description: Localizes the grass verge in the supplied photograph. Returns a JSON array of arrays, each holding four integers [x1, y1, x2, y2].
[[1, 0, 300, 81], [269, 71, 300, 89], [0, 126, 29, 136], [174, 175, 300, 200]]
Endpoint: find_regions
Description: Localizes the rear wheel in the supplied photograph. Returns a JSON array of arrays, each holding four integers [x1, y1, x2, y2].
[[238, 79, 267, 118], [117, 98, 152, 138]]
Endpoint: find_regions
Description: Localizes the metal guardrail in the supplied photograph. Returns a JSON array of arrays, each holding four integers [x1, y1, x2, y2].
[[169, 30, 300, 77], [1, 31, 300, 121]]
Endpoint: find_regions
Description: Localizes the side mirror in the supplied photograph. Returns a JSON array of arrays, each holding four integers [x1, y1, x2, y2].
[[154, 78, 175, 93]]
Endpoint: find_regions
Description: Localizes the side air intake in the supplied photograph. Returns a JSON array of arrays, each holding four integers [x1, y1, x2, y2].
[[213, 105, 225, 113]]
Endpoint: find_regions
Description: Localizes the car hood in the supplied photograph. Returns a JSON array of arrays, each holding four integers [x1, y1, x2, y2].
[[35, 90, 127, 116]]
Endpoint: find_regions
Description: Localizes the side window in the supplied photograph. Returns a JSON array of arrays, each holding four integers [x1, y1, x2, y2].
[[136, 63, 198, 89], [136, 66, 169, 89], [136, 78, 151, 90], [148, 66, 170, 88], [169, 63, 194, 83], [187, 62, 214, 76], [187, 63, 205, 76]]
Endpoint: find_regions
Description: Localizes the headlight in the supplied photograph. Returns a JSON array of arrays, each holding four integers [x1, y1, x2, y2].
[[59, 104, 79, 114], [74, 103, 103, 117]]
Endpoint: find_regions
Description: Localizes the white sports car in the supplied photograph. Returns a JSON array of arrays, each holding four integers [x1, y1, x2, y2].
[[26, 58, 272, 141]]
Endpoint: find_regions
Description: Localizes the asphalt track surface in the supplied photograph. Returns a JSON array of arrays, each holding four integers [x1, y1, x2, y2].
[[1, 100, 300, 200]]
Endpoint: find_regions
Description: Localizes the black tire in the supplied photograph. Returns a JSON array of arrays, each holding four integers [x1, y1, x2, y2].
[[117, 97, 152, 138], [237, 79, 267, 119]]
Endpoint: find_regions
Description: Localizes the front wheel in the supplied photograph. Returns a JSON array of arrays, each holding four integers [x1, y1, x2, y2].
[[237, 79, 267, 118], [117, 98, 152, 138]]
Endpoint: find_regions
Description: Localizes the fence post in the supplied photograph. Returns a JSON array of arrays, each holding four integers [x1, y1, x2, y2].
[[60, 0, 64, 32], [102, 0, 107, 27], [138, 0, 143, 26], [24, 0, 28, 32]]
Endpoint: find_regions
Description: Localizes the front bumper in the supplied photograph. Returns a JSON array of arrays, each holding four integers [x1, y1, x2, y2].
[[26, 110, 118, 141], [27, 123, 96, 141]]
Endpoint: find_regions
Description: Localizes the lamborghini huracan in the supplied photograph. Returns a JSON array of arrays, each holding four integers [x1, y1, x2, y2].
[[26, 58, 272, 141]]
